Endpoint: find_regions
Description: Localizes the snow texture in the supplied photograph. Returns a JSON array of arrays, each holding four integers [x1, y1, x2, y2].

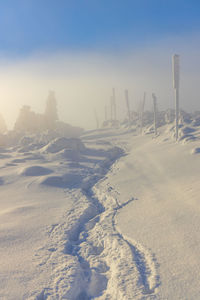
[[1, 115, 200, 299]]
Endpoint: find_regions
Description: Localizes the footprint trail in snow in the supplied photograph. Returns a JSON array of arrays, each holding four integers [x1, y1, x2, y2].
[[33, 185, 160, 299], [32, 143, 160, 299]]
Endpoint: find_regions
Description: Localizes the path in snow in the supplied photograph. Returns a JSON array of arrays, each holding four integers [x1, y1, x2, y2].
[[33, 178, 160, 300], [0, 131, 130, 299], [29, 125, 200, 299], [32, 130, 160, 299]]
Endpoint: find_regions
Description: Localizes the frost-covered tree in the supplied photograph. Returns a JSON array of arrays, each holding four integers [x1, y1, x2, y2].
[[44, 91, 58, 130], [14, 105, 39, 133]]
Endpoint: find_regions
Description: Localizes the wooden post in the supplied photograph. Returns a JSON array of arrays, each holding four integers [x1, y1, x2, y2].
[[112, 88, 116, 121], [152, 93, 157, 136], [125, 89, 131, 127], [140, 92, 146, 134], [172, 54, 180, 141], [105, 105, 107, 122], [94, 109, 99, 129], [175, 88, 179, 140], [137, 101, 142, 131], [110, 96, 113, 121]]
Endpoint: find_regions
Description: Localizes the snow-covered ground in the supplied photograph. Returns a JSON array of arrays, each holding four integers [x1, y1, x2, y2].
[[1, 122, 200, 299]]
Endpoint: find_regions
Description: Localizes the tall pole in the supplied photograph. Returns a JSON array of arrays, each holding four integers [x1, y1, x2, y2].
[[105, 105, 107, 122], [152, 93, 157, 136], [140, 92, 146, 134], [172, 54, 180, 141], [125, 89, 131, 127], [112, 88, 116, 121], [175, 88, 179, 140], [94, 109, 99, 129], [110, 96, 113, 121]]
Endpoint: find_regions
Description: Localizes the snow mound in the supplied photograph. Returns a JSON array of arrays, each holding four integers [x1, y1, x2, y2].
[[17, 136, 43, 152], [20, 166, 53, 176], [41, 137, 85, 154], [192, 117, 200, 127], [191, 147, 200, 154], [12, 158, 27, 163], [54, 148, 80, 161], [164, 124, 199, 143], [40, 173, 84, 188], [181, 126, 196, 135], [178, 126, 197, 143], [19, 136, 34, 146], [179, 134, 197, 143], [23, 154, 44, 160], [0, 177, 4, 185]]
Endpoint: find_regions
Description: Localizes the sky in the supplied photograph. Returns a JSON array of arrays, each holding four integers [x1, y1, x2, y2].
[[0, 0, 200, 129]]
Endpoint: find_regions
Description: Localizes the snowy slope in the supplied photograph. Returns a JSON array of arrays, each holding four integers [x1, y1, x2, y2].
[[0, 132, 125, 299], [1, 125, 200, 299], [104, 131, 200, 299]]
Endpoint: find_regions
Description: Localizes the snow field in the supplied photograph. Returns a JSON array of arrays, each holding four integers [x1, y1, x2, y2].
[[0, 132, 129, 299], [1, 121, 200, 299]]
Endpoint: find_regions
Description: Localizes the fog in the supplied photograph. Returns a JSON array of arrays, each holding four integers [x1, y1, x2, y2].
[[0, 33, 200, 130]]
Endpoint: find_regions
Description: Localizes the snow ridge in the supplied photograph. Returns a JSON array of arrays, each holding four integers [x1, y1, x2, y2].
[[92, 184, 160, 299], [112, 198, 159, 295], [116, 228, 160, 296]]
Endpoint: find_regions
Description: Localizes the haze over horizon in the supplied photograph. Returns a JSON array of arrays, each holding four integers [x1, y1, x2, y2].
[[0, 0, 200, 130]]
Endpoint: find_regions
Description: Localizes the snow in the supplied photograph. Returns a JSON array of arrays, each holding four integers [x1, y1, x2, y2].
[[1, 120, 200, 299], [20, 166, 53, 176], [41, 137, 85, 154], [107, 131, 200, 299]]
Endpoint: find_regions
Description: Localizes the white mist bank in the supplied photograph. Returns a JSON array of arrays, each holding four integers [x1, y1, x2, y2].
[[0, 33, 200, 131]]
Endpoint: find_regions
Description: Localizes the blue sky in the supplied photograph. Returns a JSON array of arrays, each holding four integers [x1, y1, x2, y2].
[[0, 0, 200, 56]]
